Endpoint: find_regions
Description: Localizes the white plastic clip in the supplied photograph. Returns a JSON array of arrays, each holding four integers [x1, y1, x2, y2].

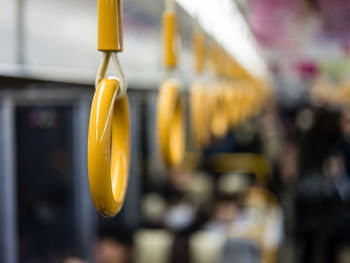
[[95, 51, 127, 98]]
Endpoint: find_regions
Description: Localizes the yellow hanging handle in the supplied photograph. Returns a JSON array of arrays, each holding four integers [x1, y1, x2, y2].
[[190, 29, 209, 148], [157, 0, 185, 168], [88, 0, 130, 217], [207, 44, 230, 138], [193, 28, 205, 74], [157, 79, 185, 167], [162, 11, 178, 68], [210, 85, 229, 138], [88, 78, 130, 217], [190, 81, 210, 148]]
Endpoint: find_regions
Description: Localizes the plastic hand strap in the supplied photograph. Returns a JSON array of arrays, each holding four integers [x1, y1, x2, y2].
[[162, 11, 178, 68], [95, 52, 127, 98]]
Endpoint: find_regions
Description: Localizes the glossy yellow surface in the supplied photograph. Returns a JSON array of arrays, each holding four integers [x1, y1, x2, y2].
[[190, 81, 210, 148], [162, 12, 178, 68], [157, 79, 185, 167], [193, 29, 206, 74], [88, 77, 130, 217], [98, 0, 123, 51]]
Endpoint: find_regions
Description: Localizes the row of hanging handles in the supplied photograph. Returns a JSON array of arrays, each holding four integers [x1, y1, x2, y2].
[[157, 0, 185, 168], [87, 0, 269, 217], [191, 29, 269, 148]]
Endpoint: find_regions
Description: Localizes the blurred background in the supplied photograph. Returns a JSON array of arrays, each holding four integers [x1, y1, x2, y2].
[[0, 0, 350, 262]]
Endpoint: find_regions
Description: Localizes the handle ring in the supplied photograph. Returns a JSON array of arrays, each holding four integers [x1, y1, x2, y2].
[[88, 77, 130, 217]]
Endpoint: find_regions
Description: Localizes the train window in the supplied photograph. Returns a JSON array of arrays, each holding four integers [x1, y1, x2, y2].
[[16, 106, 75, 262]]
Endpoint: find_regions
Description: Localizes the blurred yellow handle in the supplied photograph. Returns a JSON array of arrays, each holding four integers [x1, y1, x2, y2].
[[88, 77, 130, 217], [162, 12, 178, 68], [157, 80, 185, 167], [193, 29, 205, 74], [210, 86, 229, 138], [190, 81, 210, 148]]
